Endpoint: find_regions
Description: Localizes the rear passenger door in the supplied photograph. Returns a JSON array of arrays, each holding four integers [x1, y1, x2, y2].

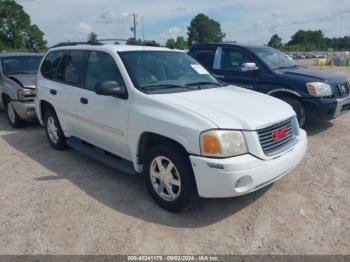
[[77, 50, 130, 160], [190, 48, 217, 72], [40, 50, 83, 135]]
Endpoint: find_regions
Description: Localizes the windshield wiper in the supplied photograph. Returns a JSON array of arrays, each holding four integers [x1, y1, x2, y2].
[[185, 81, 222, 87], [274, 65, 300, 70], [140, 84, 189, 91], [8, 71, 36, 75]]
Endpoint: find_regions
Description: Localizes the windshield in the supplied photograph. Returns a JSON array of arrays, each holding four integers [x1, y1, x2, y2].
[[250, 47, 297, 70], [2, 56, 43, 75], [119, 51, 221, 92]]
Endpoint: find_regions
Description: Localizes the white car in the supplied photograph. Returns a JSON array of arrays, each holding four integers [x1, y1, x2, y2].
[[35, 43, 307, 212]]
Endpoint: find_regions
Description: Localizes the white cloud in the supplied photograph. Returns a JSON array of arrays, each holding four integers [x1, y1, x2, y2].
[[168, 26, 182, 38], [77, 22, 94, 35], [97, 10, 117, 24]]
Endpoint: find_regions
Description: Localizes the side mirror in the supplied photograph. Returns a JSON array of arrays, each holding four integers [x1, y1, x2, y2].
[[241, 62, 258, 72], [94, 81, 127, 99]]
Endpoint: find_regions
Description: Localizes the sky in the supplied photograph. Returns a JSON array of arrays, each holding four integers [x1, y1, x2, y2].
[[17, 0, 350, 46]]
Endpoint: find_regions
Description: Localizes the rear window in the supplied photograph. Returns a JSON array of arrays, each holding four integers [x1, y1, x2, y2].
[[2, 56, 43, 75], [191, 49, 216, 70], [41, 51, 65, 80]]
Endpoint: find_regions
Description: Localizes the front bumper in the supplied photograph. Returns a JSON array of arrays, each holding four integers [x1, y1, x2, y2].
[[12, 101, 37, 120], [303, 96, 350, 120], [190, 130, 307, 198]]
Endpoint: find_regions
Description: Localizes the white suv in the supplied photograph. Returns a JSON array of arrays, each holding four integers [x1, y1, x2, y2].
[[35, 43, 307, 212]]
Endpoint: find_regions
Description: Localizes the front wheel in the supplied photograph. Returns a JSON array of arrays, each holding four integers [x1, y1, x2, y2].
[[4, 98, 24, 128], [279, 96, 306, 127], [144, 145, 197, 212]]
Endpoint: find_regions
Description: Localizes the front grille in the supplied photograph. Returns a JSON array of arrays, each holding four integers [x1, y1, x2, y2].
[[257, 118, 298, 156], [331, 82, 350, 98]]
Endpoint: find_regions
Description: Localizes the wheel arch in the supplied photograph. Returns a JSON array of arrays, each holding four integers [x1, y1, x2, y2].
[[39, 100, 57, 123], [137, 132, 189, 165]]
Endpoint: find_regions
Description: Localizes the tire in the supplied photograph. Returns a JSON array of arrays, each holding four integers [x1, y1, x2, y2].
[[144, 144, 197, 212], [3, 96, 24, 128], [279, 96, 306, 127], [43, 108, 67, 150]]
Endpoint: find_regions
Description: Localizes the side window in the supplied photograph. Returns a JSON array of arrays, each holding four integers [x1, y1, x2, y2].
[[41, 50, 65, 80], [57, 50, 84, 85], [84, 51, 124, 91], [192, 49, 216, 70], [221, 49, 253, 71]]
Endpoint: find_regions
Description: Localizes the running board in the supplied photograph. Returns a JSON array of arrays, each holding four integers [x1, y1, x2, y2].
[[66, 137, 138, 175]]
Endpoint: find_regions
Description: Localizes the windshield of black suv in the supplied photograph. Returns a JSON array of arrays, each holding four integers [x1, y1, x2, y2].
[[2, 56, 43, 75], [250, 47, 298, 70], [119, 51, 222, 93]]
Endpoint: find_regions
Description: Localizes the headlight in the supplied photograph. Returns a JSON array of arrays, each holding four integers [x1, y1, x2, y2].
[[306, 82, 332, 97], [17, 88, 36, 101], [200, 130, 248, 158]]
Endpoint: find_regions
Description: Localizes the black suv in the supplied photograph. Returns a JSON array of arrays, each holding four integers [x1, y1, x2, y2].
[[189, 43, 350, 126]]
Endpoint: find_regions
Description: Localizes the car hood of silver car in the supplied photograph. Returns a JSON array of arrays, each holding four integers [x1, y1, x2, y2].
[[7, 74, 36, 89]]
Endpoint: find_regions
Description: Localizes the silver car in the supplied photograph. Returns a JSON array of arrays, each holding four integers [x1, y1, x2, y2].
[[0, 52, 44, 127]]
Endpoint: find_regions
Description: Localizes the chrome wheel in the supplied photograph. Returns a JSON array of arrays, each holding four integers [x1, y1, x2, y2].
[[150, 156, 181, 202], [7, 102, 16, 124], [47, 116, 59, 144]]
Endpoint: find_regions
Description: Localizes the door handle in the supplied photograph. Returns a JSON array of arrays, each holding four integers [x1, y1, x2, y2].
[[80, 97, 88, 104], [50, 89, 57, 95]]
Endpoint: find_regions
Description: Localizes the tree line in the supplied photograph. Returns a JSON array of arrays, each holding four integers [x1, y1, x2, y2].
[[268, 30, 350, 51]]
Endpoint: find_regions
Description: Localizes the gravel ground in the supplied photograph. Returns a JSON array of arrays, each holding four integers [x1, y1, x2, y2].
[[0, 68, 349, 255]]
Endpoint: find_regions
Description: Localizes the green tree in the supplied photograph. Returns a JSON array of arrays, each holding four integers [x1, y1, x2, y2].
[[287, 30, 325, 50], [88, 31, 98, 42], [166, 38, 176, 49], [268, 34, 283, 49], [187, 13, 225, 46], [126, 37, 143, 45], [26, 25, 47, 50], [126, 37, 160, 47], [166, 36, 188, 50], [0, 0, 47, 50]]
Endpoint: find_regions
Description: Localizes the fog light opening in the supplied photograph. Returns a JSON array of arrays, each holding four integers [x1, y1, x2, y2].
[[234, 176, 253, 193]]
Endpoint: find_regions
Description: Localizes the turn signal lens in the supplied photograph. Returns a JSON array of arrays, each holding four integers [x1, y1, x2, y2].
[[200, 130, 248, 158], [201, 134, 222, 155]]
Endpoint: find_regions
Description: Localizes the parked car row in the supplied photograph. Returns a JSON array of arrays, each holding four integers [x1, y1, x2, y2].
[[0, 42, 348, 212], [287, 52, 328, 60]]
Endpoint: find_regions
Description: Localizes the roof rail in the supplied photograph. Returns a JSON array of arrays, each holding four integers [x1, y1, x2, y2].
[[51, 40, 103, 48]]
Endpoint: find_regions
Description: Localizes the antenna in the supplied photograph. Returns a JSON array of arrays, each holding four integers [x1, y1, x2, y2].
[[141, 17, 145, 46], [130, 13, 137, 39]]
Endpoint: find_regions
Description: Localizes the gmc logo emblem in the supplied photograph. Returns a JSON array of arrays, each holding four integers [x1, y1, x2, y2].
[[272, 128, 289, 142]]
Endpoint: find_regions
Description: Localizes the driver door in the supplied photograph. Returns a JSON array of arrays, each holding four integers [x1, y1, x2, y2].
[[78, 50, 131, 160]]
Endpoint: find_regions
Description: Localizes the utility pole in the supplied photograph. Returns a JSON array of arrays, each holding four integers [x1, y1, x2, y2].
[[130, 14, 137, 39]]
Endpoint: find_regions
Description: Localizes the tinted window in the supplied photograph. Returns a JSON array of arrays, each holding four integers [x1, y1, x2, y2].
[[2, 56, 43, 75], [57, 50, 84, 84], [84, 51, 123, 91], [41, 51, 65, 79], [221, 49, 253, 71], [192, 49, 216, 69]]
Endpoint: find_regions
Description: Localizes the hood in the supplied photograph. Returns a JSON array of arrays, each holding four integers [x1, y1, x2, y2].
[[154, 86, 295, 130], [7, 74, 36, 89], [279, 67, 347, 83]]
